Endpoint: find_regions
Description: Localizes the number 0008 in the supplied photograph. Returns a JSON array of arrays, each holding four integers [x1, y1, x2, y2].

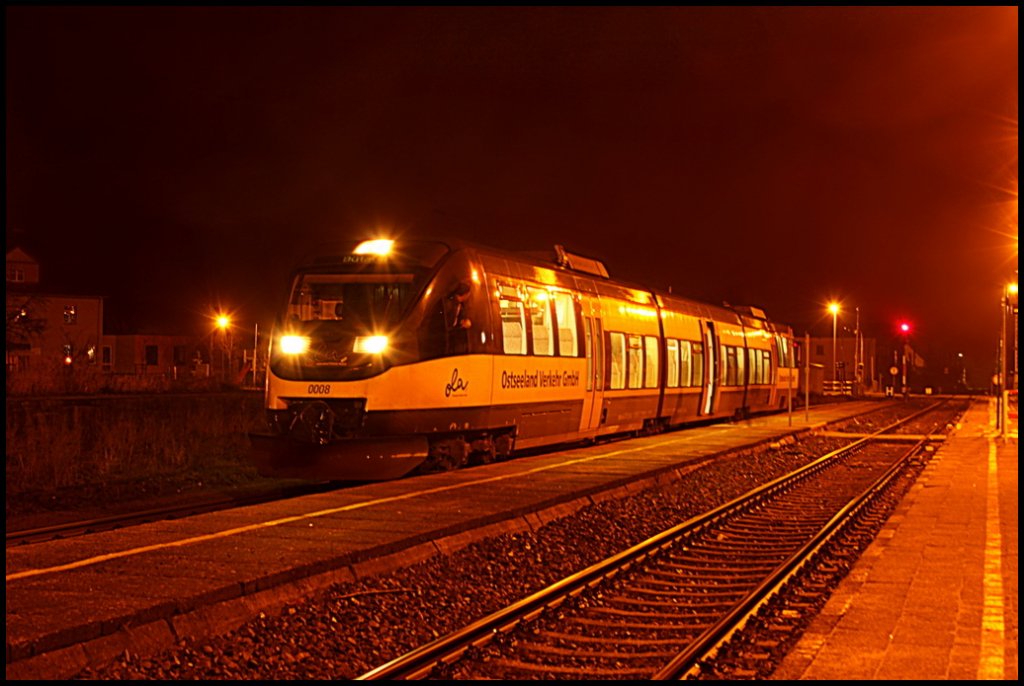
[[307, 384, 331, 395]]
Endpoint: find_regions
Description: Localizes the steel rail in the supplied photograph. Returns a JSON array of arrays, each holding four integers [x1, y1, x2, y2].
[[355, 401, 948, 680]]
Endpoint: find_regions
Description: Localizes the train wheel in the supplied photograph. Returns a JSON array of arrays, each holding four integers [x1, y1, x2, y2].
[[426, 437, 470, 472], [469, 436, 496, 465]]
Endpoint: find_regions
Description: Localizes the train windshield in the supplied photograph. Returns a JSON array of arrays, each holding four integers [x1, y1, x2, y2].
[[287, 274, 416, 325]]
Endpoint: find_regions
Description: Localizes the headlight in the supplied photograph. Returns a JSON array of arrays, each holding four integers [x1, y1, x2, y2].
[[353, 335, 388, 354], [279, 335, 311, 355]]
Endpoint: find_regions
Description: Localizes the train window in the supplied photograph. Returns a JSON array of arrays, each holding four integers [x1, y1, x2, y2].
[[680, 340, 693, 387], [552, 292, 579, 357], [722, 345, 743, 386], [748, 349, 758, 384], [609, 332, 626, 390], [499, 299, 527, 355], [627, 335, 643, 389], [765, 350, 773, 383], [528, 289, 554, 356], [644, 336, 659, 388], [289, 274, 415, 323], [692, 343, 704, 387], [666, 339, 679, 388]]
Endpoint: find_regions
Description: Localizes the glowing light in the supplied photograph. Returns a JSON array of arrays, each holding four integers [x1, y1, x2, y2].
[[279, 335, 310, 355], [900, 322, 911, 334], [64, 356, 73, 366], [353, 335, 388, 354], [216, 315, 230, 330], [353, 239, 394, 256], [1009, 283, 1018, 295], [619, 305, 658, 318], [827, 302, 840, 316]]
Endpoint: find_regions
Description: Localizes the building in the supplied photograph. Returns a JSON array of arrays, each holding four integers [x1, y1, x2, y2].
[[6, 246, 214, 393], [805, 335, 880, 395], [6, 247, 104, 378]]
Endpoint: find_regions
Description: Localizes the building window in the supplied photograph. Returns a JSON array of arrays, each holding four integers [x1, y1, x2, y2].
[[102, 346, 112, 367], [7, 268, 25, 283], [145, 345, 159, 366], [63, 305, 78, 324]]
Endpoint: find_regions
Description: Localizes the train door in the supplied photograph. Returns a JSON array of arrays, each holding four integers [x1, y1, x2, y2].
[[579, 294, 604, 433], [701, 321, 718, 415]]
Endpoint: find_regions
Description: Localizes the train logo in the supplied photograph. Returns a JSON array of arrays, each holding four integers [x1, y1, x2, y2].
[[445, 368, 470, 397]]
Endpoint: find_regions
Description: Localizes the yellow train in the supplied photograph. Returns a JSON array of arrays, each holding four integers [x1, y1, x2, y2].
[[250, 238, 797, 480]]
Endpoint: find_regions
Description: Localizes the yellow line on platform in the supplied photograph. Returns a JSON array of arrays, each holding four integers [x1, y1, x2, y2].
[[977, 437, 1006, 680]]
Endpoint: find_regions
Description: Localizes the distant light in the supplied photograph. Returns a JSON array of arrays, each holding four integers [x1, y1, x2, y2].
[[64, 356, 73, 366], [827, 302, 840, 316], [279, 335, 310, 355], [900, 322, 911, 334], [958, 353, 964, 358], [354, 239, 394, 256], [1009, 283, 1019, 295], [353, 335, 388, 354], [216, 315, 230, 330]]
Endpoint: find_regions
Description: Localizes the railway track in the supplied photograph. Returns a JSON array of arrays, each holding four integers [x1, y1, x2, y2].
[[355, 400, 957, 680], [5, 481, 340, 546]]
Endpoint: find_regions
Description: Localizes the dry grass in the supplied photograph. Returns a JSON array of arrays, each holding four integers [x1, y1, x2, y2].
[[5, 392, 267, 513]]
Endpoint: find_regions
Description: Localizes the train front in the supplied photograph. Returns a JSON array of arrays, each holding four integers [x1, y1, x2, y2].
[[250, 238, 453, 481]]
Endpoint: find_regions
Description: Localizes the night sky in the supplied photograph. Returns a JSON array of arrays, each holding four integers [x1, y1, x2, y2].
[[6, 7, 1018, 385]]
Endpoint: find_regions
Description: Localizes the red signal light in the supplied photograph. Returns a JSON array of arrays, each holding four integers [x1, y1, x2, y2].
[[899, 322, 910, 334]]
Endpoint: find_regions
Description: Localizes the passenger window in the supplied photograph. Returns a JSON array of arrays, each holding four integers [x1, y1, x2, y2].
[[627, 335, 643, 389], [666, 339, 679, 388], [609, 332, 626, 390], [529, 289, 554, 356], [499, 299, 527, 355], [552, 292, 579, 357], [736, 345, 745, 385], [679, 340, 692, 387], [644, 336, 659, 388]]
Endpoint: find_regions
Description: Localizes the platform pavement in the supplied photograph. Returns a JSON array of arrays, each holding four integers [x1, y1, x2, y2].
[[771, 397, 1018, 681]]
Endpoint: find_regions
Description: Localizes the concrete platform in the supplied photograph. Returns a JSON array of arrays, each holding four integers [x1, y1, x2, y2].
[[7, 398, 1012, 680], [771, 398, 1018, 681]]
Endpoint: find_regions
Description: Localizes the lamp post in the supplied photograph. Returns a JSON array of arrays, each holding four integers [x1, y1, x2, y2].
[[899, 321, 911, 400], [855, 306, 862, 394], [1001, 281, 1018, 438], [215, 314, 231, 381], [251, 322, 260, 388], [828, 302, 840, 387]]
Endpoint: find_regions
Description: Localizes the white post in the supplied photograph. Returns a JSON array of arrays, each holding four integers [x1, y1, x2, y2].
[[253, 322, 259, 388], [805, 332, 810, 422]]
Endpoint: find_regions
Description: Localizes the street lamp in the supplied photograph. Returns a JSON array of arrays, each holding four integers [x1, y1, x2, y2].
[[215, 313, 231, 381], [212, 312, 263, 387], [827, 302, 840, 386]]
